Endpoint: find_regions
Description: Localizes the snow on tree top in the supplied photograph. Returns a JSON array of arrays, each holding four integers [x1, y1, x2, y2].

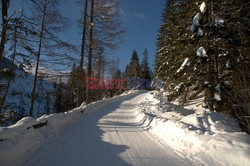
[[197, 47, 208, 58], [200, 2, 207, 14]]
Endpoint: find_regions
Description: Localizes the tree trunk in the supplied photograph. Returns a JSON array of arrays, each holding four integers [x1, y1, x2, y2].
[[0, 23, 16, 111], [0, 0, 10, 62], [77, 0, 88, 107], [80, 0, 88, 68], [86, 0, 94, 104], [29, 0, 47, 117]]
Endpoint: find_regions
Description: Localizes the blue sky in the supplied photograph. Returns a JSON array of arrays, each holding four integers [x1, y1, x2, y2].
[[118, 0, 165, 71], [8, 0, 165, 72]]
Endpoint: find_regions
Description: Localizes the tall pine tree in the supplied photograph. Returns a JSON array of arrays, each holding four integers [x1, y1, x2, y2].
[[155, 0, 250, 132], [141, 48, 151, 81], [126, 50, 141, 78]]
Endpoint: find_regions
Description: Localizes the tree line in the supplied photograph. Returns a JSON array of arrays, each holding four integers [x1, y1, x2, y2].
[[60, 48, 152, 112], [0, 0, 153, 126], [0, 0, 125, 121]]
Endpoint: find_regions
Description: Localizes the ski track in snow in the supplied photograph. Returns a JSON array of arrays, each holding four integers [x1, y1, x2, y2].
[[19, 91, 191, 166]]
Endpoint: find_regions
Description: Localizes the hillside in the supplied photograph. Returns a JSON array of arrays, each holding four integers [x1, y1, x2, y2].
[[0, 57, 56, 126]]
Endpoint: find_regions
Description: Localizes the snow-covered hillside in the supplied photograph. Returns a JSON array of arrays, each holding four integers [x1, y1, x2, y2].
[[0, 90, 249, 166], [0, 57, 56, 125]]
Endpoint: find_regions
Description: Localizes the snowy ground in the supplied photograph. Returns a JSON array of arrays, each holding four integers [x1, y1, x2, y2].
[[0, 90, 249, 166], [136, 91, 250, 166]]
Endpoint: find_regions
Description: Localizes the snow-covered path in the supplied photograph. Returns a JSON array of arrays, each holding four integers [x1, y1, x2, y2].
[[18, 91, 191, 166]]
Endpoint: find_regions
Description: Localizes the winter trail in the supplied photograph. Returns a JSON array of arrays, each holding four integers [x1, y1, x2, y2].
[[20, 91, 191, 166]]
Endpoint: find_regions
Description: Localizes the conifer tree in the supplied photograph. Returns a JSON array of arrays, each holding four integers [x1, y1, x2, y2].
[[127, 50, 141, 78], [124, 65, 130, 77], [155, 0, 250, 131], [141, 48, 151, 81]]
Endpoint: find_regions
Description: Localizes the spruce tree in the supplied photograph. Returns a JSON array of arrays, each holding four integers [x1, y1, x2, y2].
[[127, 50, 141, 78], [141, 48, 151, 81], [155, 0, 196, 101], [155, 0, 250, 132]]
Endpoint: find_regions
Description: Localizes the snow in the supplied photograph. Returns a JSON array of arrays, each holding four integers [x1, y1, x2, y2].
[[200, 2, 207, 14], [174, 82, 184, 92], [0, 91, 190, 166], [0, 57, 70, 124], [0, 91, 249, 166], [215, 16, 224, 26], [3, 16, 8, 20], [190, 13, 201, 33], [197, 46, 208, 58], [0, 66, 55, 118], [103, 2, 116, 8], [2, 68, 10, 72], [197, 28, 203, 36], [157, 46, 165, 53], [190, 2, 206, 36], [174, 83, 184, 92], [176, 58, 191, 73], [214, 84, 221, 101], [135, 92, 250, 166]]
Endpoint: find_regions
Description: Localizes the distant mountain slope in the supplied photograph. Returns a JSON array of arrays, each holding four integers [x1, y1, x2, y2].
[[0, 57, 56, 125]]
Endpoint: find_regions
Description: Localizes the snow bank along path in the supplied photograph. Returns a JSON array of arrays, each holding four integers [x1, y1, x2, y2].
[[136, 91, 250, 166], [0, 91, 191, 166]]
